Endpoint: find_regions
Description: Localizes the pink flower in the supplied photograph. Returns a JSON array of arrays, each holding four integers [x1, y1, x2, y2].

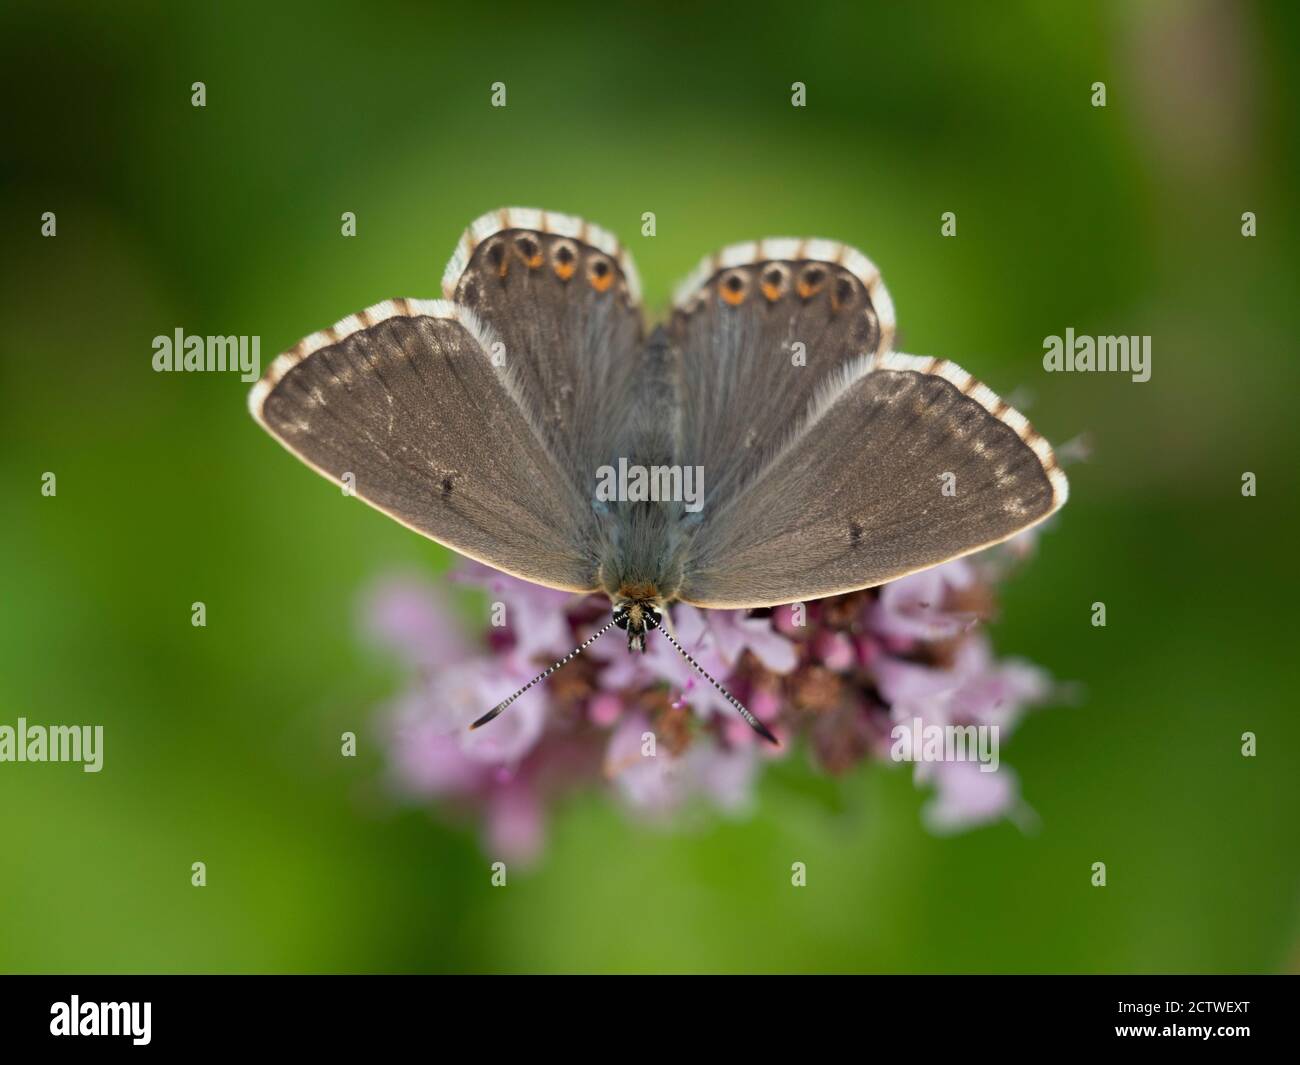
[[877, 635, 1050, 733], [362, 574, 470, 671], [603, 714, 759, 818], [366, 537, 1062, 862], [923, 761, 1026, 834], [486, 777, 545, 865], [871, 559, 979, 643]]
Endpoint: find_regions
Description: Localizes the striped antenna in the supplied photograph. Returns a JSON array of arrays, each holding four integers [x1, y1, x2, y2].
[[653, 622, 780, 746], [471, 618, 618, 731]]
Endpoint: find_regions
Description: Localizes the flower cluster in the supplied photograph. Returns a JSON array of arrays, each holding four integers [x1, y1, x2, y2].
[[366, 536, 1055, 865]]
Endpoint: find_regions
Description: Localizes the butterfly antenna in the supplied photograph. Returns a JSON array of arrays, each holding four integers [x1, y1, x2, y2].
[[653, 621, 780, 746], [471, 618, 618, 731]]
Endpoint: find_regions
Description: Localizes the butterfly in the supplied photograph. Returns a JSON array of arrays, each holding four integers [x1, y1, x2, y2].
[[249, 208, 1068, 744]]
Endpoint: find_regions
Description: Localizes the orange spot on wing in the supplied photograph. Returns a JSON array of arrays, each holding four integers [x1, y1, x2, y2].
[[720, 284, 746, 306], [555, 261, 576, 280], [591, 271, 614, 292], [761, 280, 782, 301]]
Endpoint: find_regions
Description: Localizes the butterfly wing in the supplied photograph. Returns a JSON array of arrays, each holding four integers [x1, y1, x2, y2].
[[249, 298, 601, 591], [666, 238, 896, 510], [442, 208, 645, 488], [666, 239, 1066, 608], [250, 209, 647, 593]]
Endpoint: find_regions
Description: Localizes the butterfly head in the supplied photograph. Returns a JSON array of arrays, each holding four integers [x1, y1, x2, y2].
[[612, 598, 663, 653]]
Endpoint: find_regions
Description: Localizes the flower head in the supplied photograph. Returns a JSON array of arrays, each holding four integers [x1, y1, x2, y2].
[[366, 538, 1059, 864]]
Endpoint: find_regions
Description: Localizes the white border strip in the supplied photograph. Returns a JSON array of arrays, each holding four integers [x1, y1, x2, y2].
[[439, 206, 643, 305], [687, 349, 1070, 608], [246, 298, 494, 424], [244, 297, 592, 594], [869, 351, 1069, 509], [669, 236, 896, 351]]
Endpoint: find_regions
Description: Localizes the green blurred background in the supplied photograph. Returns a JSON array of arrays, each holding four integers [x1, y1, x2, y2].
[[2, 0, 1297, 973]]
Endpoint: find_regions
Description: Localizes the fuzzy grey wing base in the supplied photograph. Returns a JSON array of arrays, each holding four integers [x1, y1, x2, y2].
[[252, 304, 601, 592], [679, 368, 1061, 608]]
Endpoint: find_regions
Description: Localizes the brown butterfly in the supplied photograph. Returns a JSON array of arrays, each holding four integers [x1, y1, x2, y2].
[[250, 208, 1067, 743]]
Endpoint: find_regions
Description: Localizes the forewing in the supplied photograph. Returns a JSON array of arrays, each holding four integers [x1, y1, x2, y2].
[[442, 208, 645, 490], [249, 299, 600, 591], [678, 354, 1069, 608], [666, 237, 895, 508]]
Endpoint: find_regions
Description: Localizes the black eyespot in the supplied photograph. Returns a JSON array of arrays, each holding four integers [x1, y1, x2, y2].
[[851, 306, 881, 350], [592, 259, 610, 277], [556, 244, 575, 264], [486, 241, 506, 267], [718, 268, 750, 305], [803, 266, 825, 286], [515, 235, 541, 263]]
